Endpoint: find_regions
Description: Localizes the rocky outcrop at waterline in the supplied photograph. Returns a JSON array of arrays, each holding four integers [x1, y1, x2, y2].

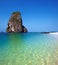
[[6, 12, 28, 33]]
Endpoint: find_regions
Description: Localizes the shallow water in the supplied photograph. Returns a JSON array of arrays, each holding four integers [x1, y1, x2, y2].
[[0, 33, 58, 65]]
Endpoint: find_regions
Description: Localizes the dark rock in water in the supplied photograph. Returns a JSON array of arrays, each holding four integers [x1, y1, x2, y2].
[[40, 32, 50, 34], [22, 25, 28, 32], [6, 12, 28, 33]]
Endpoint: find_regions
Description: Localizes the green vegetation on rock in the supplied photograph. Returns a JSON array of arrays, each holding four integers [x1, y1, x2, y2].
[[12, 12, 21, 15]]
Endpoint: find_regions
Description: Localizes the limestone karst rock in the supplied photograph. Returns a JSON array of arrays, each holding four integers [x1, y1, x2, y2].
[[6, 12, 28, 33]]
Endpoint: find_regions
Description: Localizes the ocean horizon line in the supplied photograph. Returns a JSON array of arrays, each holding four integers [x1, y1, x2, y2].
[[0, 32, 58, 34]]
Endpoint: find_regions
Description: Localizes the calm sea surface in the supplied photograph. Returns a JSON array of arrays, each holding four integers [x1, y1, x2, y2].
[[0, 33, 58, 65]]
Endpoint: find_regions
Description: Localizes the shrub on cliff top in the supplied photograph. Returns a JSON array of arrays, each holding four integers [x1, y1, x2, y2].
[[12, 12, 21, 15]]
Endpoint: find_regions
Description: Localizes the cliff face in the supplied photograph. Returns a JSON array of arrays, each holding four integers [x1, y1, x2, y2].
[[6, 12, 28, 33]]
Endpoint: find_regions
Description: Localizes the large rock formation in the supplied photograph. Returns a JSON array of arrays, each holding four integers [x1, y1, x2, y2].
[[6, 12, 28, 33]]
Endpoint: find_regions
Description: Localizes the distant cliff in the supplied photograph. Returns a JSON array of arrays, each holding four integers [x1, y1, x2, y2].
[[6, 12, 28, 33]]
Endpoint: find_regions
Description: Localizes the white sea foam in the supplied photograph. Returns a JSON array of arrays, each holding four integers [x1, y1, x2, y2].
[[50, 32, 58, 35]]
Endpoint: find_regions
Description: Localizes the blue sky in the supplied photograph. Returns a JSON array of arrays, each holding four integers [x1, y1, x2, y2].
[[0, 0, 58, 32]]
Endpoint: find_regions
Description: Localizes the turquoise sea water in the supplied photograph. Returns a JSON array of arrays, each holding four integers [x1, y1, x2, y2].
[[0, 33, 58, 65]]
